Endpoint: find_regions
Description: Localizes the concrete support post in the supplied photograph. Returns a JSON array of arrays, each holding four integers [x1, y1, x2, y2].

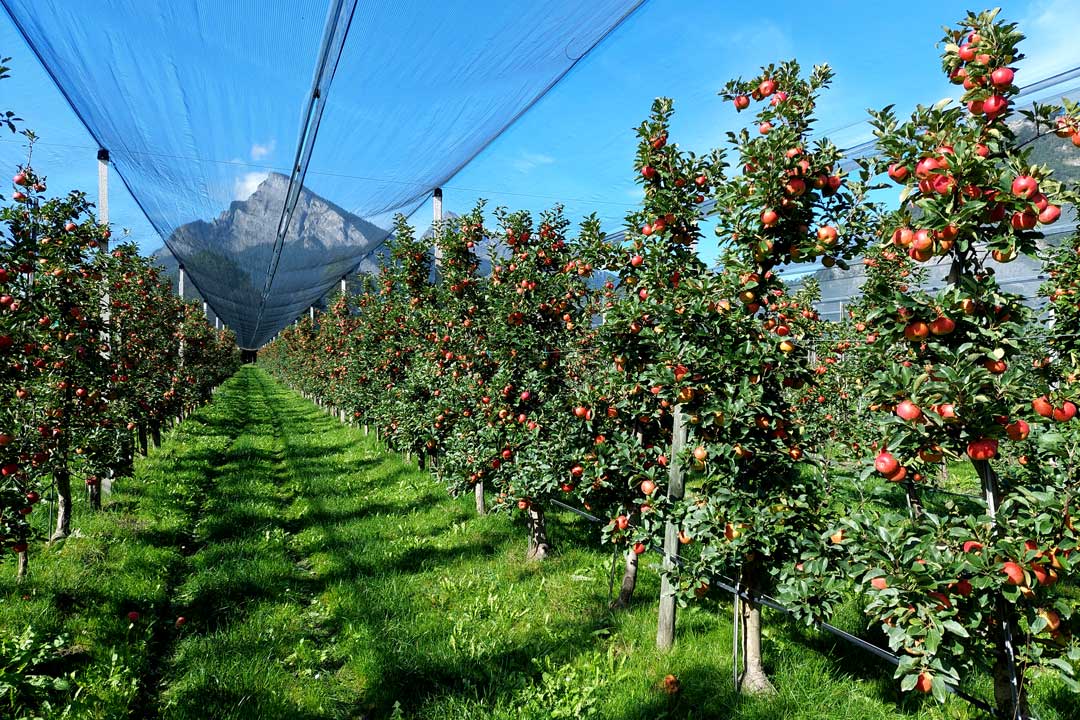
[[433, 188, 443, 266]]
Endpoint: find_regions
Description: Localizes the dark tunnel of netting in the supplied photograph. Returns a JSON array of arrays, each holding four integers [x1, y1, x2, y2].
[[1, 0, 644, 348]]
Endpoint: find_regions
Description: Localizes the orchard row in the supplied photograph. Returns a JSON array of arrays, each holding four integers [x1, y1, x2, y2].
[[261, 9, 1080, 717], [0, 157, 240, 577]]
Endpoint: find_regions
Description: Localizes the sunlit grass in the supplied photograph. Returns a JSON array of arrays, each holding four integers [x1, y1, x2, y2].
[[1, 366, 1073, 719]]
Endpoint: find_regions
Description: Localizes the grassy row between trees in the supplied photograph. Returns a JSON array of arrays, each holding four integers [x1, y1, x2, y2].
[[0, 365, 1073, 719]]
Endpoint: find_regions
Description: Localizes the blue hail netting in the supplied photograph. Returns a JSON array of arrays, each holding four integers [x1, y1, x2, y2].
[[2, 0, 643, 348]]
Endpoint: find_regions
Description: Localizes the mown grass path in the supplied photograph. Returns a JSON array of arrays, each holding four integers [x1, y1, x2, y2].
[[3, 366, 1074, 719]]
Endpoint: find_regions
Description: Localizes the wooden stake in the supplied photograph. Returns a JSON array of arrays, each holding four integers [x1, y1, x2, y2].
[[657, 405, 687, 650]]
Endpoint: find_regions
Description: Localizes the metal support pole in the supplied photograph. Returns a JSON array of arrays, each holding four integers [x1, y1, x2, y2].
[[215, 317, 221, 331], [310, 306, 315, 323], [433, 187, 443, 266], [340, 275, 347, 295], [203, 300, 208, 320], [657, 405, 687, 650]]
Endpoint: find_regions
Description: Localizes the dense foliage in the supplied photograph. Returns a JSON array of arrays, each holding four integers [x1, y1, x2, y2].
[[0, 93, 238, 577], [261, 8, 1080, 717]]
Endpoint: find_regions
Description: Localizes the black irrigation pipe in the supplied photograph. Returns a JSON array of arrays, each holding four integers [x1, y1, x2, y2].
[[549, 497, 604, 524], [546, 494, 999, 718], [913, 484, 984, 502], [700, 568, 998, 717]]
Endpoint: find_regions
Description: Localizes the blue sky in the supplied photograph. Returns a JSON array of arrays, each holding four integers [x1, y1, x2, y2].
[[2, 0, 1079, 270]]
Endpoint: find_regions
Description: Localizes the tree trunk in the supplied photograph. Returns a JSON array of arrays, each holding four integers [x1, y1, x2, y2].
[[137, 424, 148, 456], [150, 422, 162, 449], [51, 466, 72, 541], [474, 480, 486, 515], [525, 505, 551, 561], [993, 651, 1029, 720], [417, 450, 426, 471], [16, 548, 28, 580], [118, 433, 135, 477], [738, 566, 776, 695], [974, 460, 1029, 719], [88, 480, 101, 511], [611, 547, 640, 609]]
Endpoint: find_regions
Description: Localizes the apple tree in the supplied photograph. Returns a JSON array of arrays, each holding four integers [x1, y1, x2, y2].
[[656, 61, 873, 694], [852, 10, 1080, 713]]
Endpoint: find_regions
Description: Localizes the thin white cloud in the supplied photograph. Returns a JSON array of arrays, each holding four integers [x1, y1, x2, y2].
[[1017, 1, 1080, 82], [234, 171, 269, 200], [250, 140, 276, 161], [513, 151, 556, 173]]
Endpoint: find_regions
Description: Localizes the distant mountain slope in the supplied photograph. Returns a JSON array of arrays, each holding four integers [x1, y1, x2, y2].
[[150, 173, 389, 343]]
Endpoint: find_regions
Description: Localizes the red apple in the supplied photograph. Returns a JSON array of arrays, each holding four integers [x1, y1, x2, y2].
[[982, 94, 1007, 116], [1002, 561, 1025, 585], [904, 321, 930, 341], [1011, 175, 1038, 199], [1005, 420, 1030, 441], [1011, 210, 1037, 230], [1052, 401, 1077, 422], [929, 316, 955, 335], [967, 438, 998, 460], [1039, 204, 1061, 224], [896, 400, 922, 421], [990, 67, 1015, 86], [875, 451, 900, 476]]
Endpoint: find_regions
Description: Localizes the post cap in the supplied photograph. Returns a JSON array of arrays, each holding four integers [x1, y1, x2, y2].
[[97, 148, 110, 161]]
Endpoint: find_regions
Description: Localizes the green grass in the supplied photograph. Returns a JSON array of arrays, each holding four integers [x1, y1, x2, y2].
[[1, 366, 1074, 718]]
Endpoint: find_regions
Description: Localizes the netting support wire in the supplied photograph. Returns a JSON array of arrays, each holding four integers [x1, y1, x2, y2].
[[433, 188, 444, 265], [252, 0, 359, 345]]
